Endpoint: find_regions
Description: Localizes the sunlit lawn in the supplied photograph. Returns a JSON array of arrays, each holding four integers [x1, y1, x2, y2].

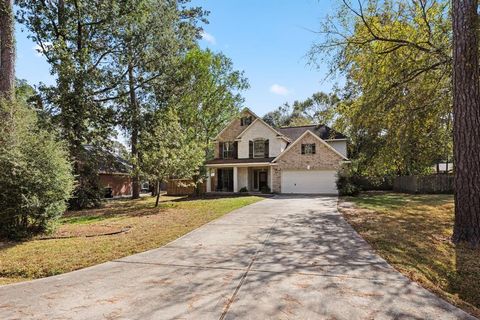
[[339, 193, 480, 318], [0, 195, 263, 285]]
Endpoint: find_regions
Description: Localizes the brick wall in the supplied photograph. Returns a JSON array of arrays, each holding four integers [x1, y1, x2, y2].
[[215, 110, 256, 158], [99, 173, 132, 197], [272, 133, 344, 193]]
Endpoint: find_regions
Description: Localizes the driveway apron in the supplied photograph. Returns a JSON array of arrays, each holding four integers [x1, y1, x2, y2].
[[0, 196, 476, 320]]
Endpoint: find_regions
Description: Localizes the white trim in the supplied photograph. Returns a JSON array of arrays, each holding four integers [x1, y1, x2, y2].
[[235, 117, 291, 142], [213, 107, 262, 141], [233, 167, 238, 192], [213, 107, 258, 141], [206, 168, 212, 192], [324, 138, 348, 142], [206, 162, 273, 168], [272, 130, 349, 162]]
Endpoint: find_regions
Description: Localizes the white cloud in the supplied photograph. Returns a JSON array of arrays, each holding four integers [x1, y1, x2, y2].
[[201, 31, 216, 45], [269, 84, 290, 96], [33, 42, 52, 57]]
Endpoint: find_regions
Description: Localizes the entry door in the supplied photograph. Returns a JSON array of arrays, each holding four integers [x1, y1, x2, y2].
[[253, 169, 268, 191], [259, 172, 268, 190]]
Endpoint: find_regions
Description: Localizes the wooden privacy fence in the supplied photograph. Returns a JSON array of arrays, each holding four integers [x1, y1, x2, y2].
[[393, 175, 454, 194], [167, 179, 206, 196]]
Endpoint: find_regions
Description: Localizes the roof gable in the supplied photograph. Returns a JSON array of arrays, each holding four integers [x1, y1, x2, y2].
[[272, 130, 348, 162], [236, 117, 291, 142], [214, 108, 258, 141]]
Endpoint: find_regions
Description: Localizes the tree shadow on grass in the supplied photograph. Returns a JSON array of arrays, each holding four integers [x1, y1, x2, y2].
[[452, 244, 480, 315], [345, 192, 453, 212]]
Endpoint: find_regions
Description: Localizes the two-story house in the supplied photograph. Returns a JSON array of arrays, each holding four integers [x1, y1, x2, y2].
[[205, 108, 349, 194]]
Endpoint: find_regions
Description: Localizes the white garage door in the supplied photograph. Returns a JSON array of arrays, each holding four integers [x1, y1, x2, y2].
[[281, 170, 338, 194]]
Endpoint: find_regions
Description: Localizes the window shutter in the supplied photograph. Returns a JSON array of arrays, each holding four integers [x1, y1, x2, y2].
[[264, 140, 269, 158], [219, 142, 224, 159], [240, 118, 244, 126], [312, 144, 316, 154], [301, 144, 305, 154], [249, 141, 253, 158], [234, 141, 238, 159]]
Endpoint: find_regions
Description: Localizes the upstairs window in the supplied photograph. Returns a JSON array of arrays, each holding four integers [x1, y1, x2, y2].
[[240, 116, 253, 126], [222, 141, 235, 159], [301, 143, 316, 155], [252, 139, 269, 158]]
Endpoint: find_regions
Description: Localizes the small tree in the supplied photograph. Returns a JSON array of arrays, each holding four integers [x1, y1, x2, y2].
[[140, 108, 204, 207]]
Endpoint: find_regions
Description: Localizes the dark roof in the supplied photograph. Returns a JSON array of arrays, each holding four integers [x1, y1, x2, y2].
[[84, 145, 131, 174], [276, 125, 346, 141], [206, 157, 275, 165]]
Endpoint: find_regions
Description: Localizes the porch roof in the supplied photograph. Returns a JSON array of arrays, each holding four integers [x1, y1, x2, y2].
[[205, 157, 275, 166]]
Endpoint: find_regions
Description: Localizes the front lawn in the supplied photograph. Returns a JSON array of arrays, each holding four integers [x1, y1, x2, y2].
[[339, 193, 480, 318], [0, 195, 263, 285]]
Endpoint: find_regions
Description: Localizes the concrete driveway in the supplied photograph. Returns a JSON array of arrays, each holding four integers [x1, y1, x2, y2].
[[0, 196, 475, 320]]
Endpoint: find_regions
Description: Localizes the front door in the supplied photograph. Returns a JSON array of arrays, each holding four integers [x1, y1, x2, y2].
[[259, 172, 268, 190], [253, 169, 268, 191]]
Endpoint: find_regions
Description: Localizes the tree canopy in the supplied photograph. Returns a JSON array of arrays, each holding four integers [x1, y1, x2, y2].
[[310, 0, 452, 176]]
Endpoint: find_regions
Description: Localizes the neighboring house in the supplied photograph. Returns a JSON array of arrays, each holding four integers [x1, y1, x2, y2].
[[205, 108, 349, 194], [85, 145, 133, 197]]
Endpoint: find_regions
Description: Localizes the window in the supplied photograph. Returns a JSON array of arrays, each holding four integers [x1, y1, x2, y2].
[[223, 141, 235, 159], [240, 116, 252, 126], [253, 139, 265, 158], [301, 143, 316, 155]]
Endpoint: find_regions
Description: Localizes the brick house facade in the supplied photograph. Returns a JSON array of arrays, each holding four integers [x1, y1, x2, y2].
[[205, 108, 348, 194]]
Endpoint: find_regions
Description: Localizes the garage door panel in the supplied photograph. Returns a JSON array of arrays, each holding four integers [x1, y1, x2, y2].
[[281, 170, 337, 194]]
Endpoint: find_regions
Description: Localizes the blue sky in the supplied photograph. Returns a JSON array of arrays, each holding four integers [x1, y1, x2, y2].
[[15, 0, 337, 117]]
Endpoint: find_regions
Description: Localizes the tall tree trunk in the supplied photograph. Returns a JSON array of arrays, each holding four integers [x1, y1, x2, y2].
[[128, 62, 140, 199], [452, 0, 480, 246], [0, 0, 15, 101]]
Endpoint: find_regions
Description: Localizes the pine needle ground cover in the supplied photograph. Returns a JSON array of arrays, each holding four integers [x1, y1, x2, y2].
[[0, 195, 263, 285], [339, 193, 480, 318]]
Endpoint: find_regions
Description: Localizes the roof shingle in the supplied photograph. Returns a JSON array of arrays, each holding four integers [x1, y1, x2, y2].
[[276, 125, 346, 141]]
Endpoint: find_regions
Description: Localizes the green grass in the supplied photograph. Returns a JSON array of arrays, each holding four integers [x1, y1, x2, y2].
[[0, 195, 263, 285], [339, 193, 480, 318]]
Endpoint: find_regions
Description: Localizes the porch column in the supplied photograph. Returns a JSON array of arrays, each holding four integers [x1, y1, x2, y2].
[[269, 166, 273, 189], [206, 168, 212, 192], [233, 166, 238, 192]]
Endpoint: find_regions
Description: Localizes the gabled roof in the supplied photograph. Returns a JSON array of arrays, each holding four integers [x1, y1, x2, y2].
[[235, 118, 291, 142], [272, 130, 349, 163], [276, 124, 346, 141], [213, 107, 259, 141]]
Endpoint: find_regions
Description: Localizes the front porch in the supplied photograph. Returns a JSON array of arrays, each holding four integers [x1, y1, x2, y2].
[[206, 165, 273, 193]]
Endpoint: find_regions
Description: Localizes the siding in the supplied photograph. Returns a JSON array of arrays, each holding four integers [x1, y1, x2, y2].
[[326, 140, 347, 158], [237, 120, 287, 159]]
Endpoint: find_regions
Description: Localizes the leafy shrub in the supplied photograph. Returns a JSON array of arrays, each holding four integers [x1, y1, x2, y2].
[[0, 100, 74, 239], [260, 185, 271, 194], [239, 187, 248, 193], [336, 164, 361, 196]]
